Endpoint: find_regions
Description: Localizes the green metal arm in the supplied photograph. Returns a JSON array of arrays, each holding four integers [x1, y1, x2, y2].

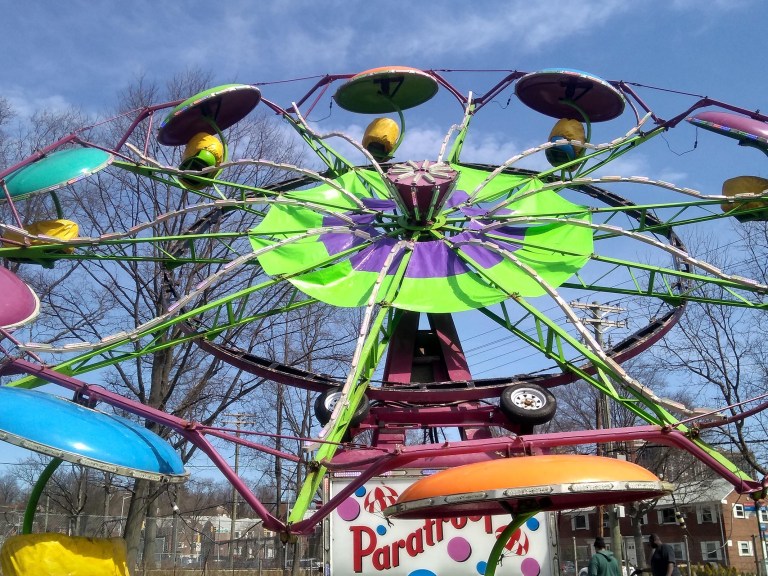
[[23, 458, 62, 534]]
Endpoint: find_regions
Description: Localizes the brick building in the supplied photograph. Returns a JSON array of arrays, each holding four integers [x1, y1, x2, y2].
[[557, 478, 767, 575]]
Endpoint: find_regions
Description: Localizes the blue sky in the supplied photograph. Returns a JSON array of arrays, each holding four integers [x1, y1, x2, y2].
[[2, 1, 763, 119], [2, 1, 768, 474], [4, 1, 767, 188]]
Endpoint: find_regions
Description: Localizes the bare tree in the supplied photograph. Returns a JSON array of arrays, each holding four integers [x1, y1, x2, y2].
[[0, 473, 24, 507], [1, 70, 354, 572], [649, 228, 768, 479], [551, 353, 717, 567]]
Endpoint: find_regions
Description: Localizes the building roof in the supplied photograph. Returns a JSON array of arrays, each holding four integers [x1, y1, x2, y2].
[[560, 478, 737, 514], [655, 478, 734, 506]]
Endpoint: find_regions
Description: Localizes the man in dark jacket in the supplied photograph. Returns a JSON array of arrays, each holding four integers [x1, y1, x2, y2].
[[589, 537, 621, 576], [649, 534, 681, 576]]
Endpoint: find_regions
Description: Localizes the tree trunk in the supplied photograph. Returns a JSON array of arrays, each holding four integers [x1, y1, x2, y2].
[[75, 468, 88, 535], [104, 485, 111, 537], [124, 479, 151, 572], [128, 339, 171, 572], [143, 505, 158, 571], [276, 383, 285, 573], [290, 538, 302, 576], [633, 521, 647, 570]]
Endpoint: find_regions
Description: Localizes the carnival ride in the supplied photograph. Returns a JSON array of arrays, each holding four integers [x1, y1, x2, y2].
[[2, 66, 768, 573]]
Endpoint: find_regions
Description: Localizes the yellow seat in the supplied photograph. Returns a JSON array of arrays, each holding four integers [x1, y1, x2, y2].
[[363, 117, 400, 161], [0, 533, 129, 576], [546, 118, 586, 169], [179, 132, 224, 189], [3, 219, 79, 251], [721, 176, 768, 221]]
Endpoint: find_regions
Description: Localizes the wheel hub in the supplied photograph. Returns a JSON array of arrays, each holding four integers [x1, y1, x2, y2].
[[386, 160, 458, 225]]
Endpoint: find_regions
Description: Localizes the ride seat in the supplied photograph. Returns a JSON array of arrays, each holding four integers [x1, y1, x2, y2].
[[0, 533, 129, 576]]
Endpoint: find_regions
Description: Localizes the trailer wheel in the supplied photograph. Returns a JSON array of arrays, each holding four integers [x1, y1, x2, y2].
[[499, 383, 556, 425], [314, 388, 370, 426]]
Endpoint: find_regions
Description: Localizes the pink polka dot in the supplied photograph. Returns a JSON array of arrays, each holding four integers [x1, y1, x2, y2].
[[447, 537, 472, 562], [521, 557, 541, 576], [337, 498, 361, 521]]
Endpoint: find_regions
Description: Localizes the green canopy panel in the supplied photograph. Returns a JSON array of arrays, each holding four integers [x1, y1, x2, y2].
[[249, 165, 593, 312]]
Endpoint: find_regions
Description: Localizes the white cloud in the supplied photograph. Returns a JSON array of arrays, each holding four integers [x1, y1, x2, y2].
[[590, 155, 690, 188], [4, 90, 74, 121], [669, 0, 747, 9], [592, 155, 650, 178], [657, 170, 690, 185], [344, 0, 631, 60], [394, 127, 451, 162], [307, 120, 536, 167]]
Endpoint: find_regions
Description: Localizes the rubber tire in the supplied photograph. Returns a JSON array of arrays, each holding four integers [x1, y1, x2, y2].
[[499, 383, 556, 425], [314, 388, 370, 426]]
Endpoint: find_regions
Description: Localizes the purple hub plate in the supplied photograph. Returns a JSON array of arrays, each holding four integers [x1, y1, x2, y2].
[[386, 160, 458, 222]]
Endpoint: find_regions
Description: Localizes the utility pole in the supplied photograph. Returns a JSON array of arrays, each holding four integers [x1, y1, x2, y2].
[[223, 413, 248, 571], [571, 301, 626, 563], [171, 503, 179, 567], [756, 508, 767, 576]]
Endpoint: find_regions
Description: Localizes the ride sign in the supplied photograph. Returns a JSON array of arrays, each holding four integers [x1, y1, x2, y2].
[[328, 472, 557, 576]]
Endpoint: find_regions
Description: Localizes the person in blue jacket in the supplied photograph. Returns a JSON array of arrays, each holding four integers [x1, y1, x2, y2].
[[589, 537, 621, 576]]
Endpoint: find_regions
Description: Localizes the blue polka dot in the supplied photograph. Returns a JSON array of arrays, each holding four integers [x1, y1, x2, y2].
[[477, 561, 488, 574], [408, 570, 436, 576], [377, 524, 387, 535], [354, 486, 367, 497], [526, 517, 540, 531]]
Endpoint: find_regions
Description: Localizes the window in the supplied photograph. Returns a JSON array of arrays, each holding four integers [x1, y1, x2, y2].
[[572, 514, 589, 530], [734, 504, 746, 519], [602, 512, 609, 529], [669, 542, 687, 561], [760, 508, 768, 523], [658, 508, 677, 524], [701, 542, 722, 561], [697, 505, 715, 524], [738, 541, 753, 556]]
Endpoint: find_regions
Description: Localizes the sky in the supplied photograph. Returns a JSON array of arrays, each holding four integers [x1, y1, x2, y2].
[[3, 0, 767, 193], [2, 1, 768, 476], [1, 1, 764, 122], [4, 1, 767, 172]]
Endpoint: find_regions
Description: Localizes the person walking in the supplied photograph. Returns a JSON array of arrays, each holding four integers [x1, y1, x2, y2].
[[648, 534, 681, 576], [589, 537, 621, 576]]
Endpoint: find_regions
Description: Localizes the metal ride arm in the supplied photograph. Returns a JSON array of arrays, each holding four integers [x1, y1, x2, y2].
[[6, 67, 768, 544], [288, 248, 413, 525], [3, 353, 768, 537], [486, 512, 537, 576], [5, 358, 290, 531]]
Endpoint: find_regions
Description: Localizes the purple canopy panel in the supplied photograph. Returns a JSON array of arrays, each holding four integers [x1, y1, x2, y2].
[[515, 68, 625, 122], [360, 197, 396, 210], [452, 229, 524, 268], [386, 161, 458, 222], [348, 238, 405, 272], [404, 240, 471, 278], [0, 267, 40, 330], [320, 213, 378, 256], [157, 84, 262, 146], [687, 111, 768, 147]]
